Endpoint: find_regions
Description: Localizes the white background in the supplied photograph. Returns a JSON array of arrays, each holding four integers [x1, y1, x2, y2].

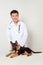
[[0, 0, 43, 55]]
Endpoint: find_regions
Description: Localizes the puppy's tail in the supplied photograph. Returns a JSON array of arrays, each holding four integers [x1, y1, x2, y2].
[[32, 50, 42, 53]]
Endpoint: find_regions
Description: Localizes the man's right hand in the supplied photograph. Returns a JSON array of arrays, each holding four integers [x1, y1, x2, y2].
[[16, 44, 21, 50]]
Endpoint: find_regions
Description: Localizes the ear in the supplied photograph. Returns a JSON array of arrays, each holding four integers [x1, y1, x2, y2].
[[15, 41, 18, 43], [10, 41, 12, 44], [10, 41, 14, 46]]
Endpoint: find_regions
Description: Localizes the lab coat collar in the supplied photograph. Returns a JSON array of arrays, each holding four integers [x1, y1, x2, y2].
[[12, 20, 20, 26]]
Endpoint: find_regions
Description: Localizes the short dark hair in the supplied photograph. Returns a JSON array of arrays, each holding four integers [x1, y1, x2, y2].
[[10, 10, 19, 15]]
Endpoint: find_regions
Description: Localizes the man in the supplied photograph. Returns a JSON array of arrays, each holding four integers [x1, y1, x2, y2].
[[7, 10, 28, 50]]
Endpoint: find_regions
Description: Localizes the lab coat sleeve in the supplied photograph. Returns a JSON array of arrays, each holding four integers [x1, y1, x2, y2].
[[18, 24, 28, 47], [6, 25, 12, 43]]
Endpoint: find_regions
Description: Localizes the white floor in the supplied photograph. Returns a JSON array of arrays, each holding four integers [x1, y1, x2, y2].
[[0, 53, 43, 65]]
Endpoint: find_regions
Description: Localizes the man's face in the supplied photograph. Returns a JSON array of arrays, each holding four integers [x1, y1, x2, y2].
[[11, 13, 19, 23]]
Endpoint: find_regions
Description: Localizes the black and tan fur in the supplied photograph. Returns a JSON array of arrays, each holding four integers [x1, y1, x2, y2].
[[6, 41, 42, 58]]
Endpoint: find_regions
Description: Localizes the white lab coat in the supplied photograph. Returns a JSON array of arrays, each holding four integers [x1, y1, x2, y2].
[[7, 20, 28, 46]]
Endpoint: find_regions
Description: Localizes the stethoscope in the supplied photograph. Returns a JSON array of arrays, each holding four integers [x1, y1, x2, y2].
[[18, 24, 20, 33]]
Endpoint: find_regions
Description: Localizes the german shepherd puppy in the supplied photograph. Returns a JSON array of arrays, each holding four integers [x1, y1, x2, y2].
[[6, 41, 42, 58]]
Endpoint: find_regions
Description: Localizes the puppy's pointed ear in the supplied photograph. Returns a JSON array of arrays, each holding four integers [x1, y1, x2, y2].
[[10, 41, 12, 44], [15, 41, 18, 45], [15, 41, 17, 43], [10, 41, 13, 45]]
